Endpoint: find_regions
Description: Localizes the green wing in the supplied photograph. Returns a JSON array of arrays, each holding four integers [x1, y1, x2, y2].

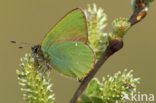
[[41, 8, 88, 53], [47, 41, 95, 79]]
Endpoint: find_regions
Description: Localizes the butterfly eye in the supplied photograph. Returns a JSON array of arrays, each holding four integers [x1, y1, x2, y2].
[[31, 45, 40, 53]]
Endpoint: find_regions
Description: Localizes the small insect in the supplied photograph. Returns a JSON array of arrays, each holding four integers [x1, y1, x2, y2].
[[13, 8, 95, 80]]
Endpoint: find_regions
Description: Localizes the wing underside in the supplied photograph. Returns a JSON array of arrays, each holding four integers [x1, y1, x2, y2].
[[41, 8, 88, 52], [47, 41, 94, 79]]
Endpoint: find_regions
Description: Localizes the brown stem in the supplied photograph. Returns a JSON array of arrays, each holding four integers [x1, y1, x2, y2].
[[129, 0, 147, 25], [70, 0, 148, 103]]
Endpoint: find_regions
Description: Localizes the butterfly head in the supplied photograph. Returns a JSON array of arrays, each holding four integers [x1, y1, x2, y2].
[[31, 45, 41, 54]]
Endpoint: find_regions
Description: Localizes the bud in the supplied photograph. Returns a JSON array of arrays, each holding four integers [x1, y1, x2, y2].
[[112, 18, 131, 38], [109, 39, 123, 53]]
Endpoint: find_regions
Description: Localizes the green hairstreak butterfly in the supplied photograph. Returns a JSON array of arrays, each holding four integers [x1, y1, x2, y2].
[[31, 8, 95, 80]]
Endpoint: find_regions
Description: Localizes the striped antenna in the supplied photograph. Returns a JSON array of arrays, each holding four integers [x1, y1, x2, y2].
[[10, 41, 34, 49]]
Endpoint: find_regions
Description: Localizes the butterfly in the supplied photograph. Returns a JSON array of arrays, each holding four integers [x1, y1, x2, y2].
[[31, 8, 95, 80]]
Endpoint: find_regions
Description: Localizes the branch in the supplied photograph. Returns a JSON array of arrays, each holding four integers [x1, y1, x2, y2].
[[70, 0, 151, 103], [129, 0, 147, 25]]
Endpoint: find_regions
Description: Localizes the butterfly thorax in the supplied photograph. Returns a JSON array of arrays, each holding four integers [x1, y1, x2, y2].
[[31, 45, 50, 62], [31, 45, 52, 70]]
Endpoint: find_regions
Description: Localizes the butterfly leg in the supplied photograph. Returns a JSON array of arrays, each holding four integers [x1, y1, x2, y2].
[[33, 54, 52, 77], [45, 62, 51, 70], [43, 62, 53, 78]]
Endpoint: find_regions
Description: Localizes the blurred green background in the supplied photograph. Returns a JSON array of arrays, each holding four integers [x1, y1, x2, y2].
[[0, 0, 155, 103]]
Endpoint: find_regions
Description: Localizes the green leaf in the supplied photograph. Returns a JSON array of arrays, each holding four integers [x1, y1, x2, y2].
[[85, 78, 101, 95], [78, 94, 92, 103]]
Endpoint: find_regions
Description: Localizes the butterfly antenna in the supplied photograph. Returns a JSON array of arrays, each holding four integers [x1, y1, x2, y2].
[[11, 41, 17, 44], [10, 40, 34, 49], [11, 41, 34, 45]]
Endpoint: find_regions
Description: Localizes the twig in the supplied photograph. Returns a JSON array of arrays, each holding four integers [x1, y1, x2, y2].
[[70, 0, 147, 103], [129, 0, 147, 25]]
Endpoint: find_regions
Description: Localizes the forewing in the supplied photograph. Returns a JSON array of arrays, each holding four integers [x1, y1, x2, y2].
[[41, 8, 88, 52], [47, 41, 95, 79]]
